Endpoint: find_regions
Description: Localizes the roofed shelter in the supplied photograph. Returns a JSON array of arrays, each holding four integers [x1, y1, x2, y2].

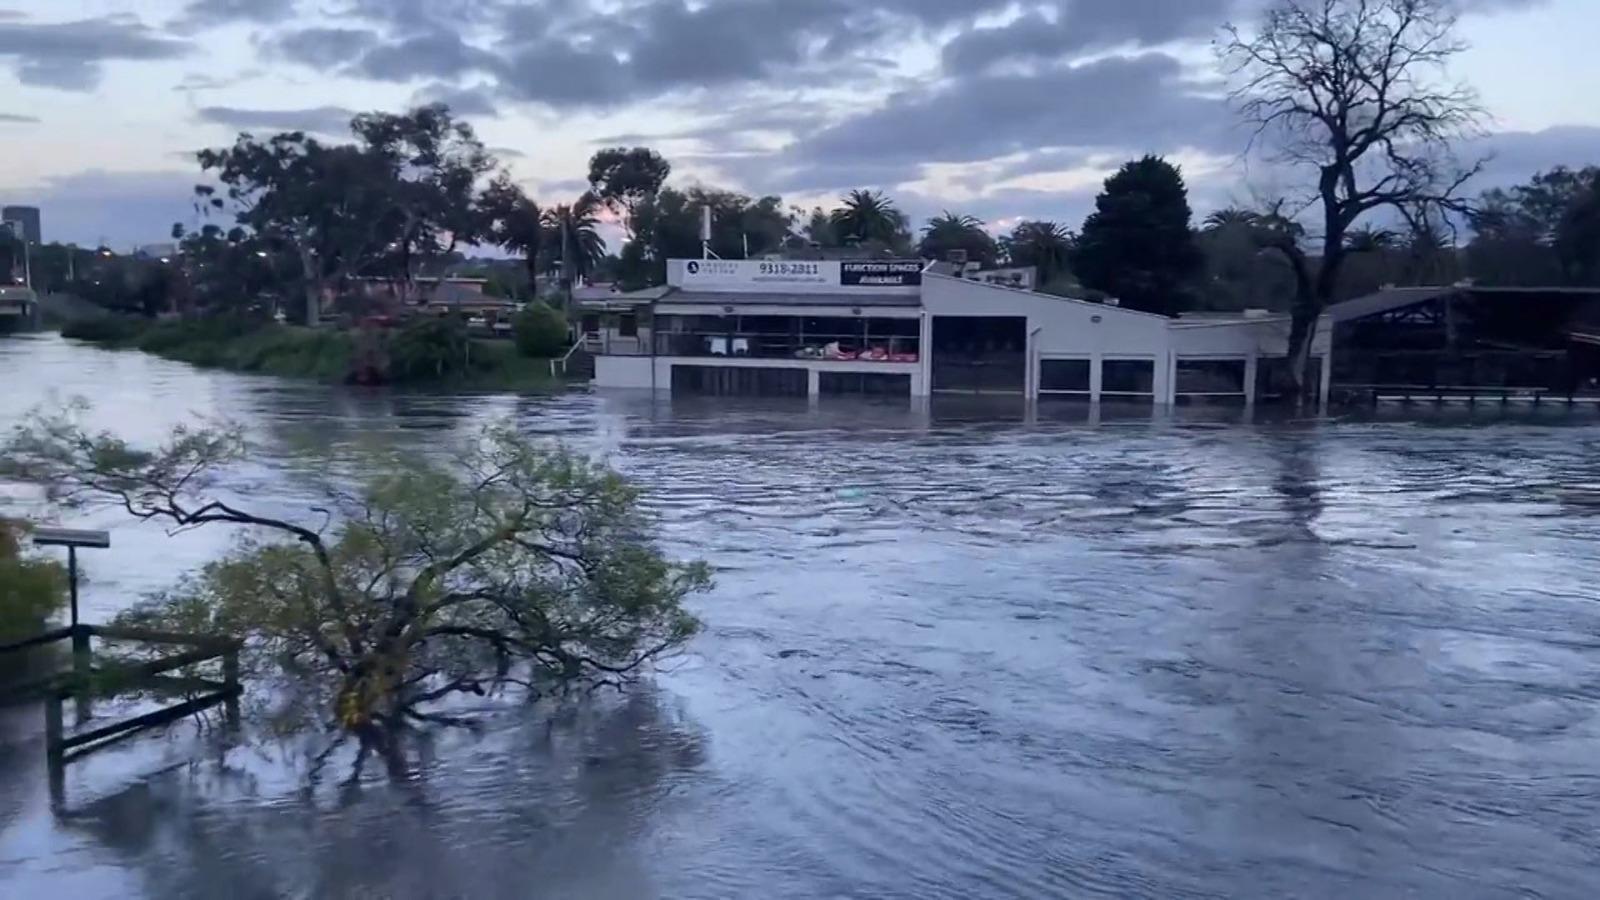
[[1328, 285, 1600, 402]]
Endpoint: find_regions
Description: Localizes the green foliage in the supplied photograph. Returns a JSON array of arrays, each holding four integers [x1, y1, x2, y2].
[[61, 315, 146, 344], [620, 186, 794, 288], [1469, 166, 1600, 287], [1071, 156, 1203, 315], [388, 316, 473, 382], [588, 147, 671, 234], [5, 413, 711, 733], [0, 521, 66, 644], [918, 212, 998, 267], [513, 304, 569, 358], [542, 193, 608, 285], [1002, 221, 1075, 285], [830, 189, 910, 250]]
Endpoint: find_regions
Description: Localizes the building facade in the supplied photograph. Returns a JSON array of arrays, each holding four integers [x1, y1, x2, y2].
[[590, 260, 1333, 407], [1, 206, 41, 245]]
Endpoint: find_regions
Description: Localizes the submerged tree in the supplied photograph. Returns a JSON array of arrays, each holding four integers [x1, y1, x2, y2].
[[1221, 0, 1485, 395], [2, 409, 711, 737]]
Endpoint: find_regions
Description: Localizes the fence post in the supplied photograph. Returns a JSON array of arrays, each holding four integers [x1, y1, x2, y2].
[[222, 646, 241, 728], [44, 691, 64, 765], [71, 625, 92, 722]]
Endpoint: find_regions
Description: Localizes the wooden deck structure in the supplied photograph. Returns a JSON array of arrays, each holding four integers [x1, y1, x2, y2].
[[0, 623, 241, 767]]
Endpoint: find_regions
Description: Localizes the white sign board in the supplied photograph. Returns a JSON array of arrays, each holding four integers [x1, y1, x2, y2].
[[668, 259, 923, 294]]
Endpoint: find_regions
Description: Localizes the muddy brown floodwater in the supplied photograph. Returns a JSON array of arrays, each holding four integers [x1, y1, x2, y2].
[[3, 333, 1600, 898]]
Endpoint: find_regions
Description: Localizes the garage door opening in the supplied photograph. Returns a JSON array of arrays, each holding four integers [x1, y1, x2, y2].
[[1101, 359, 1156, 404], [932, 316, 1027, 393], [819, 372, 912, 396]]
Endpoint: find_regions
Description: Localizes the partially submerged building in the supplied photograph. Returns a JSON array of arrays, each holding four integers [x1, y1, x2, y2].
[[1328, 285, 1600, 402], [586, 260, 1332, 406]]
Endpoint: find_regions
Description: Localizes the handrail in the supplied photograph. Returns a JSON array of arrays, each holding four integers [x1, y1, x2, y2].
[[549, 337, 589, 378]]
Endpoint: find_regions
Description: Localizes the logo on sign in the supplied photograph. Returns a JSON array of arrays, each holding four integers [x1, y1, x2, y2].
[[687, 261, 700, 274]]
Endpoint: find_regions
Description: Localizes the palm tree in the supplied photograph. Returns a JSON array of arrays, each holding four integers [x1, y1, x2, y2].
[[1345, 225, 1400, 253], [918, 211, 996, 265], [1202, 207, 1260, 231], [1002, 220, 1075, 284], [830, 189, 907, 248], [543, 192, 607, 294]]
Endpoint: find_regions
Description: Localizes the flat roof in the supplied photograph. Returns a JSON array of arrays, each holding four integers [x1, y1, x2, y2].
[[662, 290, 922, 308]]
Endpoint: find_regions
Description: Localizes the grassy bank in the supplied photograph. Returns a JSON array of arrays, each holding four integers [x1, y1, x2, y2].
[[59, 316, 565, 392]]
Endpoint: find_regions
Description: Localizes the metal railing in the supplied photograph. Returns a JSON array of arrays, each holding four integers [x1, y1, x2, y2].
[[549, 337, 591, 378]]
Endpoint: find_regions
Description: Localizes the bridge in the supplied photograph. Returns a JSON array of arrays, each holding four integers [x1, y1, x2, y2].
[[0, 285, 39, 329]]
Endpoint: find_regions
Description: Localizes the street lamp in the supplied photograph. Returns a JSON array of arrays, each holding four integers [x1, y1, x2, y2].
[[30, 528, 111, 628]]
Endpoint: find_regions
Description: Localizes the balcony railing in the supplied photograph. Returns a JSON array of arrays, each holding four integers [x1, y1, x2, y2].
[[653, 331, 920, 363]]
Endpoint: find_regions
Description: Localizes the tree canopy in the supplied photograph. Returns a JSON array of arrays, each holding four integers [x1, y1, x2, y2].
[[1222, 0, 1485, 391], [918, 212, 998, 267], [1070, 156, 1202, 315], [2, 408, 711, 737], [830, 190, 911, 251], [1001, 221, 1075, 287]]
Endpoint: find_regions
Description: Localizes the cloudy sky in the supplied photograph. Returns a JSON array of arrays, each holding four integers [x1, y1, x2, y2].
[[1, 0, 1597, 250]]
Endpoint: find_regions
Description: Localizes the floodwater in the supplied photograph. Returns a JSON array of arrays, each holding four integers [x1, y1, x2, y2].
[[3, 333, 1600, 899]]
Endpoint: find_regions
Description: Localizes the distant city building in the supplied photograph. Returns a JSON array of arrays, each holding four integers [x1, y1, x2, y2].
[[0, 206, 41, 244], [135, 243, 179, 259]]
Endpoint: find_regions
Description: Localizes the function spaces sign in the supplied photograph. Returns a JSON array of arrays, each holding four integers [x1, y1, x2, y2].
[[841, 260, 923, 287], [671, 259, 925, 293]]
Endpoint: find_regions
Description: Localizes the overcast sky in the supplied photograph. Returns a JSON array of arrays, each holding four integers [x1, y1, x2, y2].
[[1, 0, 1597, 250]]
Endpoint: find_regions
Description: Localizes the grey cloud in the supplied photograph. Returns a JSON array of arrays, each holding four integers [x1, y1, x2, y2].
[[173, 69, 263, 91], [8, 169, 205, 248], [1464, 125, 1600, 191], [943, 0, 1238, 74], [0, 15, 190, 90], [196, 105, 357, 136], [770, 53, 1234, 193], [264, 27, 380, 68], [489, 146, 526, 160], [411, 82, 500, 118], [354, 29, 501, 81], [176, 0, 297, 30], [0, 112, 39, 123]]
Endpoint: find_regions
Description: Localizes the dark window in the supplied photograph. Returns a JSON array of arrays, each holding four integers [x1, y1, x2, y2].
[[1176, 359, 1246, 395], [581, 314, 600, 334], [931, 316, 1028, 393], [1102, 359, 1155, 395], [820, 373, 912, 396], [618, 314, 638, 337], [1040, 358, 1092, 393], [671, 365, 808, 397]]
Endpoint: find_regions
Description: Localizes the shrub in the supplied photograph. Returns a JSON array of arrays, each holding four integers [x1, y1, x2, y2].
[[513, 304, 569, 358], [0, 521, 66, 644], [389, 316, 473, 382], [60, 316, 144, 344]]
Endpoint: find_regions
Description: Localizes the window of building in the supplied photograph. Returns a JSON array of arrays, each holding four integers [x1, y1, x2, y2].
[[1176, 358, 1247, 404], [1039, 358, 1092, 395], [1101, 359, 1155, 397], [618, 314, 638, 337]]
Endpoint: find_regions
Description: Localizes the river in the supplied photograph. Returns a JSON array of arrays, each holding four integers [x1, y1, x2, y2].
[[3, 333, 1600, 899]]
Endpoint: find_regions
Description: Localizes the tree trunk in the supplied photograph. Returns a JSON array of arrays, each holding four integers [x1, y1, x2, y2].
[[299, 248, 321, 326]]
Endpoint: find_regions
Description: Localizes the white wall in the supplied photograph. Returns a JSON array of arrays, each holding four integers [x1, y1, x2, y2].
[[594, 355, 658, 389]]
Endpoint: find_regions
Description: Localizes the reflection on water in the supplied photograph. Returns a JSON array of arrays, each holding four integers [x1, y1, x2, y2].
[[4, 333, 1600, 898]]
